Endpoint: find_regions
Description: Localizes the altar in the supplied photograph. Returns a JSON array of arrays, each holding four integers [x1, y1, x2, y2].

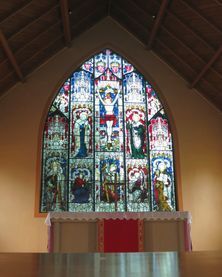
[[45, 211, 192, 253]]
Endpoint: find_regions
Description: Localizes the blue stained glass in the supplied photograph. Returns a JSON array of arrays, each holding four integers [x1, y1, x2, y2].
[[40, 49, 176, 213], [70, 104, 93, 158]]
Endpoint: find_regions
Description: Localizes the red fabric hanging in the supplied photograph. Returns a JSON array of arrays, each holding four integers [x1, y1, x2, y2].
[[98, 219, 144, 252]]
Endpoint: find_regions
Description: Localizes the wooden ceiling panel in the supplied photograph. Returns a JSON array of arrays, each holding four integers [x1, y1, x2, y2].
[[185, 0, 222, 31], [111, 4, 148, 46], [69, 0, 90, 11], [153, 39, 196, 83], [8, 5, 60, 52], [20, 37, 64, 76], [158, 29, 204, 72], [115, 0, 153, 30], [69, 0, 105, 23], [170, 0, 222, 49], [212, 56, 222, 75], [163, 14, 214, 62], [71, 6, 106, 39], [204, 70, 222, 92], [15, 23, 62, 64], [0, 60, 14, 80], [0, 48, 6, 61], [0, 1, 58, 37], [133, 0, 160, 17], [0, 0, 31, 22], [197, 79, 222, 110]]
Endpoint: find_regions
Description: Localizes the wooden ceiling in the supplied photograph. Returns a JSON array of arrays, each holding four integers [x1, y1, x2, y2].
[[0, 0, 222, 111]]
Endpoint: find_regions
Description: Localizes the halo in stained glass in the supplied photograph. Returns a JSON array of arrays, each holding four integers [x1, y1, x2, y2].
[[40, 49, 176, 212]]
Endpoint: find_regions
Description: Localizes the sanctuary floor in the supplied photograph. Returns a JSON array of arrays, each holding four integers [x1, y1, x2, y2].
[[0, 251, 222, 277]]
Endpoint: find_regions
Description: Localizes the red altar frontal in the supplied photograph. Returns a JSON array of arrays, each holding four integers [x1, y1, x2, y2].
[[45, 212, 192, 253]]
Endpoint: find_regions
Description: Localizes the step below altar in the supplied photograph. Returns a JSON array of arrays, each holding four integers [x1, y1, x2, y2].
[[45, 211, 192, 253]]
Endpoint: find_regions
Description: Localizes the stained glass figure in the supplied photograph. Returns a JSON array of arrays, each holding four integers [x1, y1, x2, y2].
[[40, 49, 176, 213], [41, 151, 67, 212], [125, 106, 147, 159], [127, 160, 149, 211], [70, 104, 93, 158], [69, 159, 93, 212], [150, 151, 175, 211]]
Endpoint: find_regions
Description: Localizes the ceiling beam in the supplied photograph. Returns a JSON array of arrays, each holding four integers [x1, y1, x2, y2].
[[0, 30, 24, 81], [59, 0, 72, 46], [190, 45, 222, 88], [147, 0, 169, 49]]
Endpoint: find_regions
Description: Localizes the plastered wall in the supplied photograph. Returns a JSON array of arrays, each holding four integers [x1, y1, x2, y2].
[[0, 17, 221, 252]]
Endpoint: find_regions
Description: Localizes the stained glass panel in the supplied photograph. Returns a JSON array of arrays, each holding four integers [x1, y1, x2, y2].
[[40, 49, 177, 213], [150, 151, 176, 211], [41, 150, 68, 212]]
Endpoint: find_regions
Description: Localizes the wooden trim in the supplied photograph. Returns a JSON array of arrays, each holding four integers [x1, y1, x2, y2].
[[60, 0, 72, 46], [147, 0, 169, 49], [0, 29, 24, 81], [190, 45, 222, 88]]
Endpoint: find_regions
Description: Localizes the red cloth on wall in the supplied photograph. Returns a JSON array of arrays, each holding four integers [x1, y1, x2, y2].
[[98, 219, 144, 252]]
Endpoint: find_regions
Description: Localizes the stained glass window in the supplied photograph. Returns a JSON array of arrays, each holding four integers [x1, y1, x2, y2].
[[40, 49, 176, 213]]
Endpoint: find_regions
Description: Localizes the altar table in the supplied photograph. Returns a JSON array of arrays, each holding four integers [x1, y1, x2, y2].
[[45, 211, 192, 253]]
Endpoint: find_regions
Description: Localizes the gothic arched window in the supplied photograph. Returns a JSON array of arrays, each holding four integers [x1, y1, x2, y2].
[[40, 49, 176, 213]]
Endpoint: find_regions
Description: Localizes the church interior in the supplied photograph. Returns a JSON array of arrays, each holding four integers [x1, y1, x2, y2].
[[0, 0, 222, 275]]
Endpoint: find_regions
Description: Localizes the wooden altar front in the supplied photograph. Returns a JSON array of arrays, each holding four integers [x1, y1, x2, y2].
[[45, 212, 192, 253]]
